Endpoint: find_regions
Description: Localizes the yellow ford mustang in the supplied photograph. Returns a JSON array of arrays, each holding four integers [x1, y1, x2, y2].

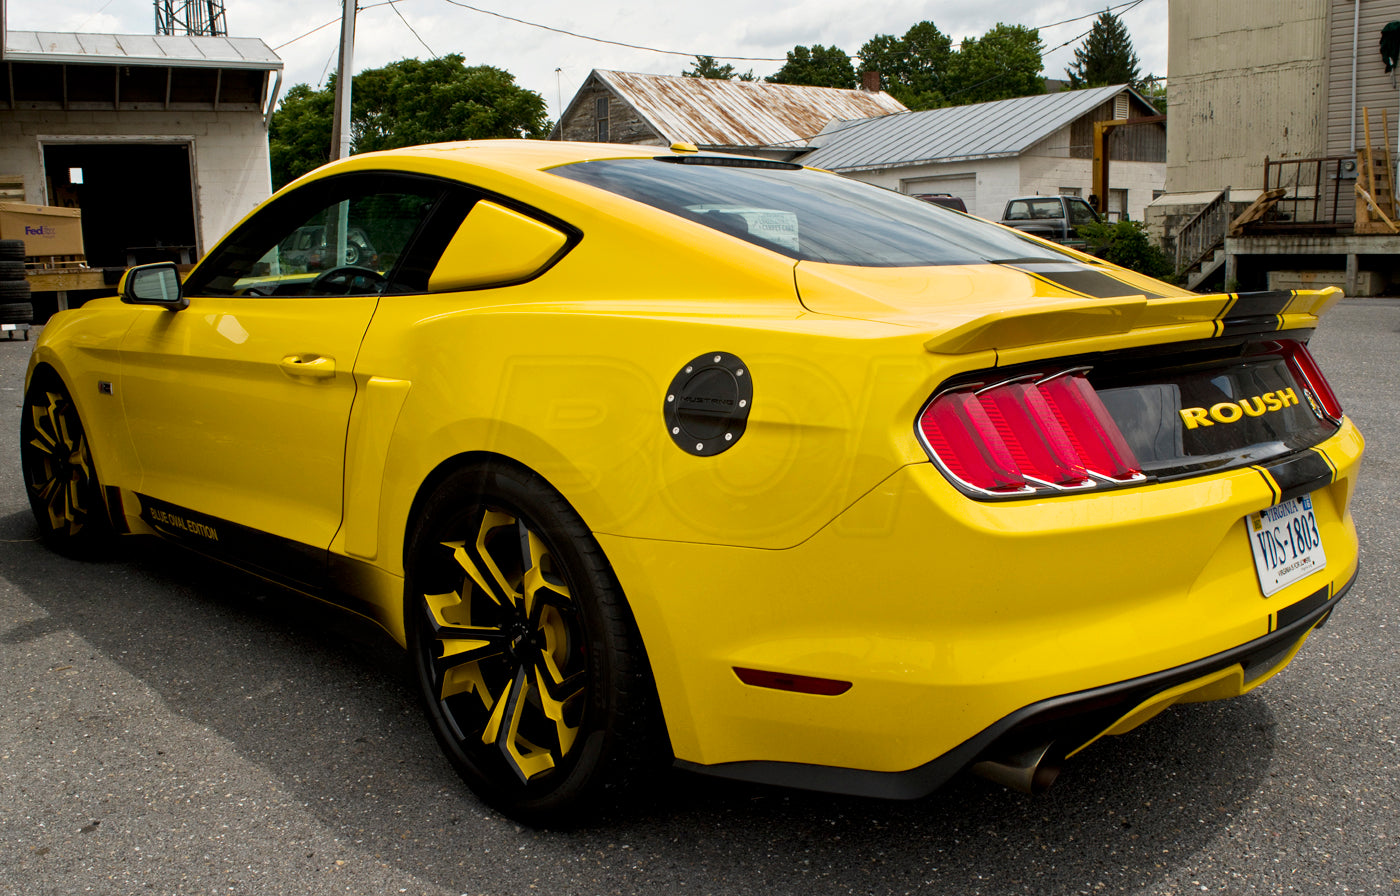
[[20, 140, 1362, 824]]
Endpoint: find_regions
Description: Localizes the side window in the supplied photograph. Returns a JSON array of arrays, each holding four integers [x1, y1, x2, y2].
[[185, 173, 451, 298], [1067, 199, 1099, 226]]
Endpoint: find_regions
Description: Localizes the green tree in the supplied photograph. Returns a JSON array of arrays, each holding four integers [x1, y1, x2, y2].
[[683, 55, 755, 81], [268, 83, 334, 188], [1065, 10, 1142, 89], [767, 44, 856, 89], [945, 24, 1045, 104], [857, 21, 952, 110], [1078, 220, 1173, 279], [267, 55, 549, 189]]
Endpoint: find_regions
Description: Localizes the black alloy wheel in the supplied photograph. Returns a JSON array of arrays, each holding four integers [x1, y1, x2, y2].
[[20, 373, 111, 553], [406, 462, 662, 826]]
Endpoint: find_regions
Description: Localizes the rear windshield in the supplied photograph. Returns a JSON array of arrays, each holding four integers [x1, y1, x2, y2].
[[550, 158, 1077, 267]]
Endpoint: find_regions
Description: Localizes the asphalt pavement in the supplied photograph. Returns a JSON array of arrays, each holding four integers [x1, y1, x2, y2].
[[1, 302, 1397, 895]]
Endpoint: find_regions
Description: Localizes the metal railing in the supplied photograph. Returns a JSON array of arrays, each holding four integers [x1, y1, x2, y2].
[[1174, 186, 1231, 275], [1260, 156, 1354, 227]]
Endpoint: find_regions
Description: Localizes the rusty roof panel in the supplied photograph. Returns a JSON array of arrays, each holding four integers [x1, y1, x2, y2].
[[595, 70, 907, 148]]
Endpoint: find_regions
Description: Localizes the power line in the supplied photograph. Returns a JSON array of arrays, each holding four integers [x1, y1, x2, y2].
[[388, 0, 438, 58], [275, 0, 1155, 85], [436, 0, 788, 62]]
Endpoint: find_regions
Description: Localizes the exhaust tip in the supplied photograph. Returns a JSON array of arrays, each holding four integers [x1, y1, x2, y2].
[[970, 742, 1061, 794]]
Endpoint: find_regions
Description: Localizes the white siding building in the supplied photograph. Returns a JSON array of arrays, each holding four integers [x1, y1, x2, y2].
[[797, 85, 1166, 222], [0, 31, 282, 269]]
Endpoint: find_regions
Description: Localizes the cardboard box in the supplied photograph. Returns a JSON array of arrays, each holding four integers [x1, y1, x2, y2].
[[0, 202, 84, 257]]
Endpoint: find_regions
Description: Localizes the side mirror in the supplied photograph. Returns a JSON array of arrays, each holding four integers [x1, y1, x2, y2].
[[119, 262, 188, 311]]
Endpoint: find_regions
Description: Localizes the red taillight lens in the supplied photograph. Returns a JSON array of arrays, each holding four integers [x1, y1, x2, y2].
[[918, 371, 1143, 496], [1280, 340, 1344, 421], [919, 390, 1027, 492]]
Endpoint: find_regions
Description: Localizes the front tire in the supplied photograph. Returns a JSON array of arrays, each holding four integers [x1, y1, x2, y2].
[[20, 373, 112, 554], [405, 462, 662, 826]]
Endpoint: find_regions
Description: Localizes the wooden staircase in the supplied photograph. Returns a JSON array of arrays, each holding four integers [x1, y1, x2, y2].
[[1175, 186, 1232, 291]]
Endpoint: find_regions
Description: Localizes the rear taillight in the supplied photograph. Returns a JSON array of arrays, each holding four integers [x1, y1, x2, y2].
[[1280, 340, 1344, 423], [918, 370, 1144, 497]]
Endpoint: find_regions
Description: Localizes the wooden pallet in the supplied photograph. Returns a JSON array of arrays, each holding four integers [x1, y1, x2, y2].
[[25, 254, 88, 270], [1355, 107, 1398, 234]]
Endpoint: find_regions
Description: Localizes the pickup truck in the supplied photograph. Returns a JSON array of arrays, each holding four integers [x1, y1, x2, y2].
[[998, 195, 1101, 247]]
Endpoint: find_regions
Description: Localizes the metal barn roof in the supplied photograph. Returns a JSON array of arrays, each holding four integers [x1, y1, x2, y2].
[[800, 85, 1152, 171], [588, 69, 907, 148], [3, 31, 282, 70]]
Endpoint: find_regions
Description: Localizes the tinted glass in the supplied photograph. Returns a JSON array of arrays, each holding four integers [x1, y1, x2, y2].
[[551, 158, 1075, 266], [1097, 356, 1336, 476], [186, 173, 455, 298], [1004, 198, 1065, 221], [1067, 199, 1099, 226]]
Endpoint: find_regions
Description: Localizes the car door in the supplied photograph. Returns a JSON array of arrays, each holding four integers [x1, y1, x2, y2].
[[116, 172, 451, 586]]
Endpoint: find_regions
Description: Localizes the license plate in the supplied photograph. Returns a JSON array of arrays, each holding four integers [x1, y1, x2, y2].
[[1248, 494, 1326, 597]]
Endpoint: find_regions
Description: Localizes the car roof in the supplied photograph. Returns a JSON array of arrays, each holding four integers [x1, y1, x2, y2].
[[347, 139, 672, 175]]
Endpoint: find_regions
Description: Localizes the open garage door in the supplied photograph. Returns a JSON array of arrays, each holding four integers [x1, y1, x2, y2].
[[42, 143, 198, 269]]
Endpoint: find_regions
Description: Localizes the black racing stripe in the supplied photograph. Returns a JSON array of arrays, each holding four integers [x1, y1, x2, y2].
[[1227, 291, 1293, 318], [1276, 585, 1332, 629], [1260, 451, 1334, 503], [1010, 263, 1174, 299], [136, 492, 327, 591], [1219, 315, 1283, 336], [1251, 466, 1282, 505]]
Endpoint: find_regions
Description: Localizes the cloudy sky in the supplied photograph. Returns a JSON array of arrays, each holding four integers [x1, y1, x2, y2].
[[7, 0, 1168, 119]]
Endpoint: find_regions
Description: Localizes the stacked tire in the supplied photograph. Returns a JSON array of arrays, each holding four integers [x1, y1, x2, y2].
[[0, 239, 32, 338]]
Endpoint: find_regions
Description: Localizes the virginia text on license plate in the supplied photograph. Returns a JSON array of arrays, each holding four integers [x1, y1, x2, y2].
[[1248, 494, 1326, 597]]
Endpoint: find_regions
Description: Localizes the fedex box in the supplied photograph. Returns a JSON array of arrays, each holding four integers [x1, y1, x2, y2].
[[0, 203, 84, 257]]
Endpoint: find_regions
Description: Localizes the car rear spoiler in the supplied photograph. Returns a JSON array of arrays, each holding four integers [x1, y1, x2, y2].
[[923, 288, 1344, 356]]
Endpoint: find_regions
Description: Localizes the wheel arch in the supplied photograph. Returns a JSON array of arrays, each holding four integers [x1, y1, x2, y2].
[[398, 450, 643, 639], [19, 359, 122, 543], [398, 449, 673, 768]]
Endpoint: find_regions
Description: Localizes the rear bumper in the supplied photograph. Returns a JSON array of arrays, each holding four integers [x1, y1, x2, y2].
[[672, 573, 1350, 799], [604, 418, 1363, 788]]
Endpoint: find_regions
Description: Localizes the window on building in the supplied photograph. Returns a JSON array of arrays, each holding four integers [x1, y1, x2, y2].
[[596, 97, 610, 142], [1109, 188, 1129, 222], [1059, 187, 1082, 197]]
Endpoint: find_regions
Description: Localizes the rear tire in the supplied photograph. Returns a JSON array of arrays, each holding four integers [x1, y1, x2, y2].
[[404, 461, 663, 826]]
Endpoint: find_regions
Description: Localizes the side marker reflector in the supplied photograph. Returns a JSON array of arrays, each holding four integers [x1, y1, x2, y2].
[[734, 667, 852, 696]]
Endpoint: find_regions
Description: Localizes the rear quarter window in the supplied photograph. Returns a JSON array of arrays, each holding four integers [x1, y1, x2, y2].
[[550, 158, 1075, 267]]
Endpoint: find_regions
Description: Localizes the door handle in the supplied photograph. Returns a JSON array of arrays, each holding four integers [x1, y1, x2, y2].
[[280, 354, 336, 379]]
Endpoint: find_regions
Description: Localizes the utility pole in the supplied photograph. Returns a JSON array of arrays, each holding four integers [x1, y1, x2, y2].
[[329, 0, 358, 161]]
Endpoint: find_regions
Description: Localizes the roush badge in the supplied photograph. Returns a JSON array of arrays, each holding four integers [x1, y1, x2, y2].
[[664, 352, 753, 456], [1179, 388, 1300, 429]]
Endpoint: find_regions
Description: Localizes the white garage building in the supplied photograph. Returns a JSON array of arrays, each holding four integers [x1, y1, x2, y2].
[[0, 30, 282, 270]]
